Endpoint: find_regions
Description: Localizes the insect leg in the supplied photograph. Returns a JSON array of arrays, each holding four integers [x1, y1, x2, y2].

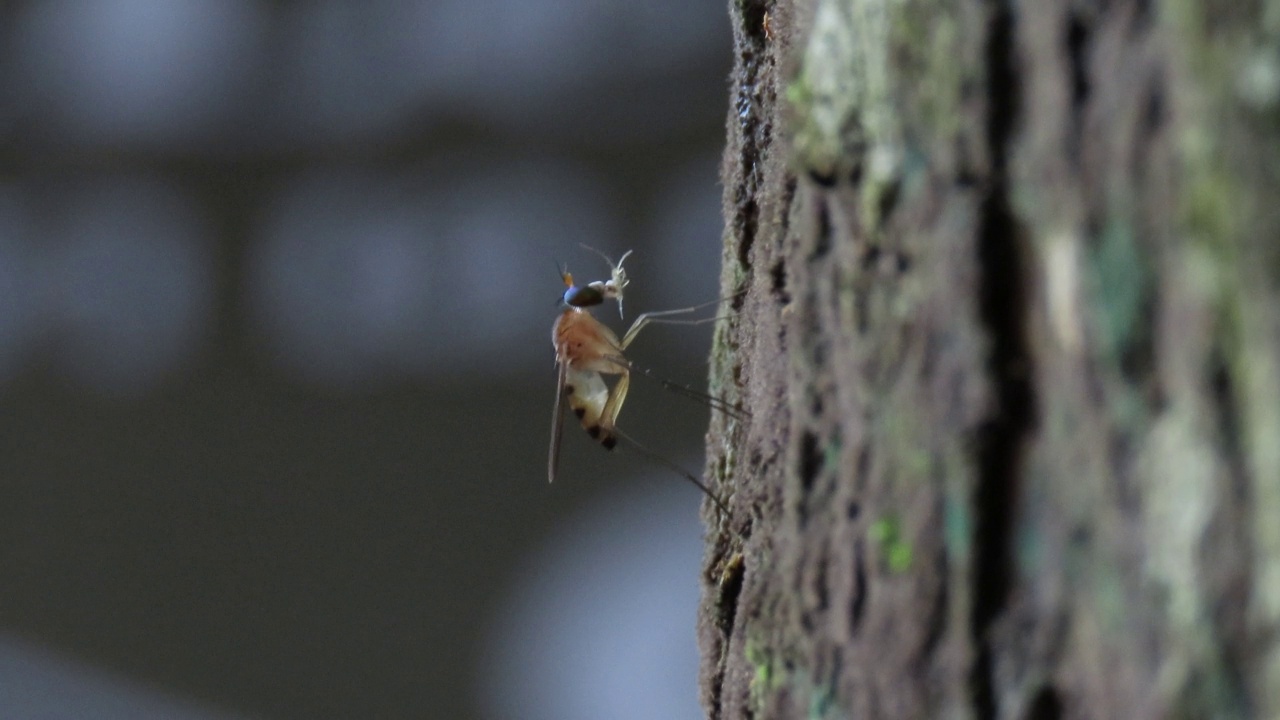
[[613, 427, 729, 517], [549, 359, 568, 484], [598, 366, 629, 448], [618, 295, 739, 350], [624, 360, 748, 420]]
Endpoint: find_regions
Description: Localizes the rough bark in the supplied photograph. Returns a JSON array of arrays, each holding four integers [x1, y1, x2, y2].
[[699, 0, 1280, 717]]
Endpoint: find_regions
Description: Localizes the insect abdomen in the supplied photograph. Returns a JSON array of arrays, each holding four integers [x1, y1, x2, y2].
[[564, 368, 616, 449]]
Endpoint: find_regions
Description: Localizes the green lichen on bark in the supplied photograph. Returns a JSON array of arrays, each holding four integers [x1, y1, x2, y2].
[[787, 0, 879, 178], [1087, 210, 1152, 368], [707, 0, 1280, 716], [1163, 0, 1280, 711], [787, 0, 906, 233]]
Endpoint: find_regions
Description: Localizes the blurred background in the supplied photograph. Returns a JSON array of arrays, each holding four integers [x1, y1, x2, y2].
[[0, 1, 731, 718]]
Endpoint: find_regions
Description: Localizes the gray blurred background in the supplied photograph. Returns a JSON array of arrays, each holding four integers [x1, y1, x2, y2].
[[0, 2, 730, 718]]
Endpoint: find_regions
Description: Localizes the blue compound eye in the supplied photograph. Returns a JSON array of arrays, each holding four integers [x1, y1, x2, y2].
[[563, 284, 603, 308]]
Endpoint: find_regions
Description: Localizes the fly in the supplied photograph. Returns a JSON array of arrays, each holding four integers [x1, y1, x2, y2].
[[549, 246, 739, 514]]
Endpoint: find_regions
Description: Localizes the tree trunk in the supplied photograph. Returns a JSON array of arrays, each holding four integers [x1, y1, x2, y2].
[[699, 0, 1280, 717]]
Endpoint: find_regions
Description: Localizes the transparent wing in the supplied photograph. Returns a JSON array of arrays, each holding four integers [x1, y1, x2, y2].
[[548, 359, 568, 484]]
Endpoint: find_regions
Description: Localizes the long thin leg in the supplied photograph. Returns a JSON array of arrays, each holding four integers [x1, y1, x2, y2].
[[619, 359, 748, 420], [548, 359, 568, 484], [607, 296, 744, 426], [619, 295, 738, 350], [599, 368, 630, 443], [614, 427, 729, 517]]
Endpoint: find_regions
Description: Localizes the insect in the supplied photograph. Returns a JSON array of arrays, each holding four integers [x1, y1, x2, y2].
[[549, 246, 738, 513]]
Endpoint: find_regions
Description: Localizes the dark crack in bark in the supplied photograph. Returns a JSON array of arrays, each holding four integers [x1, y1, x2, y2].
[[970, 0, 1037, 716]]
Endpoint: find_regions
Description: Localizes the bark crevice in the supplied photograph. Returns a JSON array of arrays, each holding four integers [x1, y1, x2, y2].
[[970, 0, 1037, 715]]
